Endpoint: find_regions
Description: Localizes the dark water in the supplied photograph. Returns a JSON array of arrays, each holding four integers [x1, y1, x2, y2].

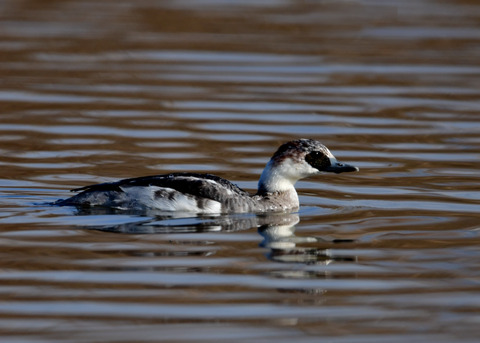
[[1, 0, 480, 342]]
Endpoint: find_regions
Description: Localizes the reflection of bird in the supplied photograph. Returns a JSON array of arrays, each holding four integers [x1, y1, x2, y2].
[[257, 213, 356, 264], [56, 139, 358, 213]]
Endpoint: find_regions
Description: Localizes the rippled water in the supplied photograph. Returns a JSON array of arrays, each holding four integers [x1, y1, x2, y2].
[[1, 0, 480, 342]]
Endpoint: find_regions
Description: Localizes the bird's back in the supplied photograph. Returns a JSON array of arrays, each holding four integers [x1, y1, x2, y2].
[[57, 173, 254, 213]]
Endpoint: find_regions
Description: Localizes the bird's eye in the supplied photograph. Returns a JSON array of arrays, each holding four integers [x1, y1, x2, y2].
[[305, 151, 331, 170]]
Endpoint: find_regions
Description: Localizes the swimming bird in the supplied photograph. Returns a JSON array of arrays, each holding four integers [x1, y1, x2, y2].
[[56, 139, 358, 213]]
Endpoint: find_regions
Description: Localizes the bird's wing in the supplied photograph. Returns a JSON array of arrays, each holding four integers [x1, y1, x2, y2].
[[71, 172, 250, 202]]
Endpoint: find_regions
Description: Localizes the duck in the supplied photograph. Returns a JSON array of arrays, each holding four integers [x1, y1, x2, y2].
[[55, 139, 358, 213]]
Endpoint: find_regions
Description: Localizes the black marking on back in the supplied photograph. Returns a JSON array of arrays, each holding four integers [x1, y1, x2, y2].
[[70, 172, 249, 202], [154, 188, 176, 201], [196, 198, 209, 210]]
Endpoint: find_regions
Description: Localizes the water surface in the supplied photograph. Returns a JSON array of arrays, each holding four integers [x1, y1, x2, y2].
[[1, 0, 480, 342]]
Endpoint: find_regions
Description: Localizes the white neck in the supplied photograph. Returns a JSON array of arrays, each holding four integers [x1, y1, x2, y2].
[[257, 159, 299, 194]]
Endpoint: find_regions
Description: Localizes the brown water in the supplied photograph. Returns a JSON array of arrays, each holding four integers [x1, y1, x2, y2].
[[1, 0, 480, 342]]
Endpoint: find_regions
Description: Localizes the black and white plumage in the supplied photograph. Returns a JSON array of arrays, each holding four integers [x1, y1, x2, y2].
[[56, 139, 358, 213]]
